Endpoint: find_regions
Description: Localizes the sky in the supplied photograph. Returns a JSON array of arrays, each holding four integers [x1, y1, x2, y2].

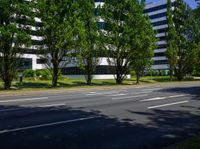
[[146, 0, 198, 9]]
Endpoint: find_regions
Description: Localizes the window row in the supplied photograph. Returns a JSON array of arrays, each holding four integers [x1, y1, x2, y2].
[[154, 60, 168, 65], [152, 20, 167, 27], [154, 52, 165, 57], [62, 65, 118, 75], [148, 12, 167, 20]]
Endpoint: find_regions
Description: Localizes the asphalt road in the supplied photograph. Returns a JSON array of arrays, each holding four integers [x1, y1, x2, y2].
[[0, 82, 200, 149]]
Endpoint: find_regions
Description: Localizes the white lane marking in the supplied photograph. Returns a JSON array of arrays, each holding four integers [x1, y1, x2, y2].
[[112, 94, 148, 100], [168, 94, 189, 98], [141, 94, 187, 102], [109, 91, 152, 97], [147, 101, 189, 109], [86, 91, 119, 96], [108, 94, 127, 97], [0, 116, 100, 134], [0, 97, 48, 103], [38, 103, 66, 108]]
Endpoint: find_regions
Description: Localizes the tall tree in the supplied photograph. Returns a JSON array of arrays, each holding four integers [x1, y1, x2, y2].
[[130, 20, 156, 84], [37, 0, 81, 87], [101, 0, 136, 84], [166, 0, 178, 81], [0, 0, 32, 89], [193, 3, 200, 74], [76, 0, 103, 85], [129, 0, 156, 84], [172, 0, 196, 80], [101, 0, 155, 84]]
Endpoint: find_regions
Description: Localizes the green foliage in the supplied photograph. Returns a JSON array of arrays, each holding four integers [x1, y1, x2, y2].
[[166, 0, 178, 80], [128, 1, 156, 84], [101, 0, 156, 84], [35, 69, 51, 80], [130, 71, 136, 77], [101, 0, 132, 84], [0, 0, 33, 89], [75, 0, 103, 85], [38, 70, 51, 80], [145, 70, 168, 76], [35, 69, 63, 80], [193, 4, 200, 72], [36, 0, 81, 87], [166, 0, 198, 81], [23, 69, 35, 78]]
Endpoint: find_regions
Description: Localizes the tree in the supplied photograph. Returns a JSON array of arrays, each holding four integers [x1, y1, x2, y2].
[[0, 0, 32, 89], [172, 0, 196, 80], [193, 3, 200, 75], [37, 0, 81, 87], [76, 0, 103, 85], [166, 0, 178, 81], [129, 1, 156, 84], [101, 0, 137, 84]]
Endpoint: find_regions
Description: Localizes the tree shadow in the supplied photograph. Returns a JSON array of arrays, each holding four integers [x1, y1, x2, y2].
[[14, 82, 51, 89], [161, 86, 200, 100], [0, 101, 200, 149]]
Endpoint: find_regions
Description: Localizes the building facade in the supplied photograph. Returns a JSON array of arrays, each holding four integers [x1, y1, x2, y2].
[[145, 0, 175, 72]]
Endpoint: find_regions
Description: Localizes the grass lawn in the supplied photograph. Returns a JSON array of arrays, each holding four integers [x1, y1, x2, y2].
[[0, 76, 200, 91], [165, 135, 200, 149]]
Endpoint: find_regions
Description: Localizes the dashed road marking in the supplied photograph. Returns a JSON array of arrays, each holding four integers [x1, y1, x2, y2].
[[141, 94, 187, 102], [112, 94, 148, 100], [147, 101, 189, 109]]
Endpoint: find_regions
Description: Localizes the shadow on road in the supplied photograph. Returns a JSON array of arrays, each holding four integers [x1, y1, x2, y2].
[[161, 86, 200, 100], [0, 100, 200, 149]]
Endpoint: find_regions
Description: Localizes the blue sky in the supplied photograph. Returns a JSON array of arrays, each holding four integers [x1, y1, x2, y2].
[[146, 0, 197, 8]]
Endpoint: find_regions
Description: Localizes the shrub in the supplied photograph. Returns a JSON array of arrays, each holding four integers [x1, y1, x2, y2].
[[23, 69, 35, 78], [193, 67, 200, 76], [130, 71, 136, 77], [36, 69, 51, 80], [159, 70, 167, 76], [34, 69, 64, 80], [152, 70, 159, 76]]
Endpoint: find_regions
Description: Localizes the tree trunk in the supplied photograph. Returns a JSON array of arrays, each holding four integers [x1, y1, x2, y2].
[[169, 68, 173, 81], [3, 61, 12, 90], [177, 74, 183, 81], [116, 73, 123, 84], [116, 78, 123, 84], [176, 69, 184, 81], [52, 65, 58, 87], [136, 71, 140, 84], [86, 74, 92, 85], [85, 59, 93, 85], [4, 77, 12, 90]]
